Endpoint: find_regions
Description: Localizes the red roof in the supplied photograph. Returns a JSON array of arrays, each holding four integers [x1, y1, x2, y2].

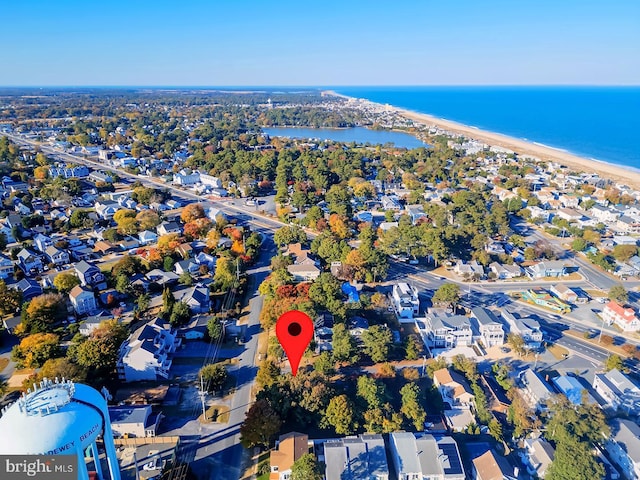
[[606, 301, 637, 322]]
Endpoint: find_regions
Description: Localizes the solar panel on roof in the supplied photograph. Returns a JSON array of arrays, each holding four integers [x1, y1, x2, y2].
[[440, 443, 464, 475]]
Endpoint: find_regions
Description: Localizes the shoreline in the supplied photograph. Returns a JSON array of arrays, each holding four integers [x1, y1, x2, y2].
[[323, 90, 640, 189]]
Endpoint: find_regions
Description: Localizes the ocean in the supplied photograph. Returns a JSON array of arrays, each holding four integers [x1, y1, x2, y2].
[[334, 86, 640, 169]]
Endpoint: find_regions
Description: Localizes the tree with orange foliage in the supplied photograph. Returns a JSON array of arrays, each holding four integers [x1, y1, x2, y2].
[[180, 203, 206, 223], [157, 233, 180, 254], [11, 333, 60, 368], [328, 214, 350, 239]]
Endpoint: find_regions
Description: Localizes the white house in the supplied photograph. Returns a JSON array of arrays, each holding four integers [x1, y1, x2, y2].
[[519, 368, 554, 413], [117, 319, 181, 382], [603, 301, 640, 332], [324, 434, 389, 480], [523, 438, 555, 478], [392, 283, 420, 321], [138, 230, 158, 246], [69, 285, 97, 315], [606, 419, 640, 480], [417, 312, 473, 349], [433, 368, 475, 409], [502, 311, 543, 349], [489, 262, 523, 280], [108, 405, 160, 438], [389, 432, 465, 480], [593, 369, 640, 415], [44, 246, 69, 266], [470, 307, 504, 347]]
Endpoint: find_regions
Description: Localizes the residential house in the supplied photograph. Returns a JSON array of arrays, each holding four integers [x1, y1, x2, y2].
[[95, 200, 119, 219], [173, 170, 200, 186], [392, 283, 420, 321], [146, 269, 179, 287], [616, 215, 640, 234], [75, 260, 106, 288], [79, 311, 114, 336], [418, 312, 473, 349], [605, 419, 640, 480], [324, 434, 389, 480], [348, 316, 369, 339], [501, 311, 544, 350], [470, 307, 505, 347], [519, 368, 554, 412], [117, 319, 181, 382], [156, 221, 182, 236], [523, 438, 555, 478], [286, 263, 320, 282], [472, 450, 517, 480], [405, 204, 427, 224], [613, 235, 638, 246], [550, 284, 579, 303], [33, 233, 54, 253], [528, 261, 567, 278], [173, 285, 210, 313], [69, 285, 97, 315], [589, 204, 620, 223], [489, 262, 523, 280], [108, 405, 160, 438], [389, 432, 465, 480], [454, 260, 485, 279], [593, 368, 640, 415], [551, 375, 596, 405], [556, 208, 583, 222], [527, 206, 551, 222], [433, 368, 475, 408], [138, 230, 158, 246], [314, 313, 334, 352], [603, 301, 640, 332], [269, 432, 309, 480], [13, 278, 43, 300], [44, 246, 69, 266], [381, 195, 402, 211], [17, 249, 43, 276], [0, 255, 14, 279], [174, 259, 199, 276]]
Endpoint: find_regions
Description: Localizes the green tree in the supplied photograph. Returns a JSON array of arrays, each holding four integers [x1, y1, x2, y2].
[[163, 256, 175, 272], [609, 284, 628, 304], [73, 320, 129, 373], [571, 238, 587, 252], [488, 418, 503, 442], [324, 394, 355, 435], [273, 225, 307, 246], [400, 382, 426, 430], [0, 232, 7, 251], [240, 399, 282, 448], [53, 272, 81, 293], [0, 280, 22, 316], [612, 244, 638, 262], [256, 359, 281, 388], [291, 453, 323, 480], [363, 404, 404, 433], [69, 209, 91, 228], [162, 287, 175, 316], [169, 301, 190, 326], [308, 272, 346, 318], [432, 283, 461, 310], [604, 354, 625, 372], [361, 325, 393, 363], [200, 363, 228, 392], [507, 333, 527, 356], [547, 436, 604, 480], [331, 323, 359, 365], [214, 255, 237, 291], [357, 375, 387, 409], [178, 271, 193, 286], [207, 318, 224, 341], [405, 334, 422, 361], [313, 351, 334, 376]]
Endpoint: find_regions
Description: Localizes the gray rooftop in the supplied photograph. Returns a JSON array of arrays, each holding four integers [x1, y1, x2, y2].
[[108, 405, 151, 425], [610, 419, 640, 464], [324, 434, 388, 480], [471, 307, 500, 326]]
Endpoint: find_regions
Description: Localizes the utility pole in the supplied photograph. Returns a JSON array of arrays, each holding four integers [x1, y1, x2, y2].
[[199, 374, 207, 420]]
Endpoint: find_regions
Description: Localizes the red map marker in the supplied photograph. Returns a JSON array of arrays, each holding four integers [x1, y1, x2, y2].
[[276, 310, 314, 376]]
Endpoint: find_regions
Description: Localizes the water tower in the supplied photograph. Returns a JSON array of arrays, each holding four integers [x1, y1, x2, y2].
[[0, 378, 121, 480]]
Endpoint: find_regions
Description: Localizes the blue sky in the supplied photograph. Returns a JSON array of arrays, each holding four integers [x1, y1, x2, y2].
[[1, 0, 638, 86]]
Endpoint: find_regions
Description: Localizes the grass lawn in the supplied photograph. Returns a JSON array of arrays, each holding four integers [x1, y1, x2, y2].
[[0, 357, 9, 373], [198, 404, 230, 424], [547, 343, 570, 360]]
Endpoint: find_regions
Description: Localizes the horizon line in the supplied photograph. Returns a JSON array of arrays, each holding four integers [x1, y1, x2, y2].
[[0, 84, 639, 89]]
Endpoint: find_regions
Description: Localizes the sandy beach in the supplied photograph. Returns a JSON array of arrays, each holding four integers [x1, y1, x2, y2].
[[324, 90, 640, 190]]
